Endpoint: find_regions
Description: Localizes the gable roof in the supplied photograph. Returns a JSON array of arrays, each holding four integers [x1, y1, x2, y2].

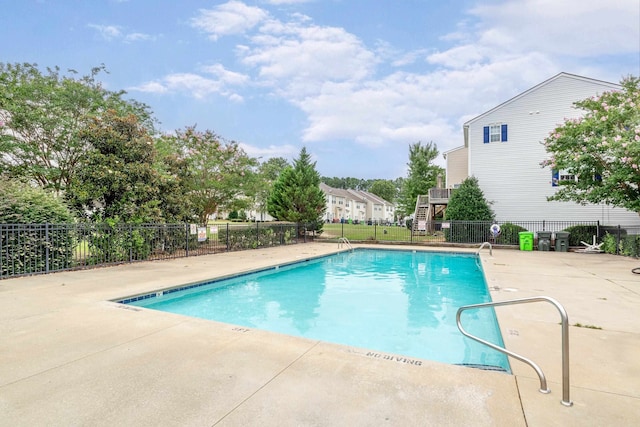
[[463, 72, 620, 130]]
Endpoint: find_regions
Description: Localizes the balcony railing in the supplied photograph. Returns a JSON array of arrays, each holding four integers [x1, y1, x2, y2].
[[428, 188, 452, 204]]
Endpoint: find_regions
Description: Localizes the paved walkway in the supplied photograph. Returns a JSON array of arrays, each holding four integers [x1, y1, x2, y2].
[[0, 243, 638, 426]]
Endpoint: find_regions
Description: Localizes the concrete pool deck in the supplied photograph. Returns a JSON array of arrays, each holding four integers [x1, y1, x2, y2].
[[1, 243, 639, 426]]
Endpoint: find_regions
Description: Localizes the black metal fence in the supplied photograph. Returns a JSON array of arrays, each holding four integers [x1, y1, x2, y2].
[[0, 222, 307, 279], [319, 219, 640, 251], [3, 220, 638, 280]]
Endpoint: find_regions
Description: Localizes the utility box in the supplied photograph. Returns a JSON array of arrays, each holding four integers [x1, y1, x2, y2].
[[519, 231, 534, 251], [555, 232, 570, 252], [537, 231, 552, 251]]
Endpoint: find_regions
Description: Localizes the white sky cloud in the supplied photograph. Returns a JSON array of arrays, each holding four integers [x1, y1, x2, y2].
[[88, 23, 154, 43], [191, 1, 268, 41], [129, 71, 245, 101], [88, 24, 122, 40], [124, 0, 640, 172], [469, 0, 639, 57]]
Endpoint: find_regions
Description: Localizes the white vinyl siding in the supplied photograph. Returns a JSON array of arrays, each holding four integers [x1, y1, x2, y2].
[[466, 73, 640, 225]]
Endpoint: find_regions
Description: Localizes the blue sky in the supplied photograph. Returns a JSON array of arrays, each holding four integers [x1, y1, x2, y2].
[[2, 0, 639, 179]]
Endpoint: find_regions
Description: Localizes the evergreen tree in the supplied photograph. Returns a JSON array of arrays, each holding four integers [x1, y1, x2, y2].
[[444, 176, 494, 243], [268, 147, 326, 232], [445, 176, 494, 221]]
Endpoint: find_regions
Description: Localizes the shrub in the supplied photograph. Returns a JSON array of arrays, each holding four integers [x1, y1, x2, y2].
[[601, 233, 618, 254], [620, 235, 640, 257], [495, 223, 528, 245], [562, 225, 599, 247], [0, 179, 75, 276], [221, 224, 297, 251]]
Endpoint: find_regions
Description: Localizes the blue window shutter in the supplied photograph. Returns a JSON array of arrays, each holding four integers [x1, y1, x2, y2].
[[501, 124, 508, 142], [483, 126, 489, 143], [552, 170, 559, 187]]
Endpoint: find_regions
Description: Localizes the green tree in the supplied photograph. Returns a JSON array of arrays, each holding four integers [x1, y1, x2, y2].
[[444, 176, 494, 243], [321, 176, 371, 190], [254, 157, 290, 220], [268, 147, 326, 232], [542, 76, 640, 216], [369, 179, 397, 202], [153, 134, 195, 223], [167, 127, 257, 225], [398, 141, 444, 216], [0, 62, 154, 194], [67, 110, 162, 223], [444, 176, 494, 221]]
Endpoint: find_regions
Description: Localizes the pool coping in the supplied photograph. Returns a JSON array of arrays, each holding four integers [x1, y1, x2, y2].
[[1, 242, 639, 426]]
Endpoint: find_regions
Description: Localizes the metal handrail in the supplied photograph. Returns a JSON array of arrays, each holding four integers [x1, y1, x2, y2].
[[477, 241, 492, 256], [456, 296, 572, 407], [338, 237, 353, 250]]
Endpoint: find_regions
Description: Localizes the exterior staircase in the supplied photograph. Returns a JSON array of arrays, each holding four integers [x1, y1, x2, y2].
[[412, 195, 430, 234], [411, 188, 453, 234]]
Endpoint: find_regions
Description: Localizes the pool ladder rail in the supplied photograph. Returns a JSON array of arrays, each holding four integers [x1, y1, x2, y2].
[[338, 237, 353, 251], [457, 296, 573, 407], [476, 241, 492, 256]]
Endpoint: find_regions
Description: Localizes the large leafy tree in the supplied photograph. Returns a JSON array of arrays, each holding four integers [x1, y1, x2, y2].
[[0, 62, 154, 194], [542, 76, 640, 216], [165, 127, 257, 225], [268, 147, 326, 230], [153, 134, 194, 223], [369, 179, 397, 202], [67, 110, 162, 223], [398, 141, 444, 216], [321, 176, 370, 190]]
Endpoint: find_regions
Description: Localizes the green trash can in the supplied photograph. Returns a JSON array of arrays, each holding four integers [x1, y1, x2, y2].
[[519, 231, 534, 251], [537, 231, 552, 251], [555, 232, 570, 252]]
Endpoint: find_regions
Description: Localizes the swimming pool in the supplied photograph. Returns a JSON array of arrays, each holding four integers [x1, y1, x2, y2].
[[123, 249, 510, 372]]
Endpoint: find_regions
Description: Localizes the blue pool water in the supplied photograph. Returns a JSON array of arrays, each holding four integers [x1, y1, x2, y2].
[[126, 249, 510, 372]]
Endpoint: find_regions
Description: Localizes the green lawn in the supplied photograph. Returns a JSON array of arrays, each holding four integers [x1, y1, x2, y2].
[[320, 223, 442, 243]]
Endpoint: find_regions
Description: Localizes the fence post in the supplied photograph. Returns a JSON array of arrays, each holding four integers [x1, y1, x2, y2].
[[256, 221, 259, 249], [341, 221, 344, 238], [374, 222, 377, 240], [185, 223, 189, 257], [226, 223, 230, 251], [617, 225, 621, 255], [45, 223, 50, 274], [129, 224, 133, 262]]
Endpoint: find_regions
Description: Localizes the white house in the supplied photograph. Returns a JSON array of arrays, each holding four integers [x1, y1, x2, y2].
[[447, 72, 640, 226], [320, 183, 396, 224]]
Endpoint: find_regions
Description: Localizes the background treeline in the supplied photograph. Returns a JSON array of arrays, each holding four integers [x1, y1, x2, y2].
[[0, 63, 445, 228]]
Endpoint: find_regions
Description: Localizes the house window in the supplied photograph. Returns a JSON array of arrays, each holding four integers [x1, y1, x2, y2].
[[552, 169, 577, 187], [483, 124, 508, 143]]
